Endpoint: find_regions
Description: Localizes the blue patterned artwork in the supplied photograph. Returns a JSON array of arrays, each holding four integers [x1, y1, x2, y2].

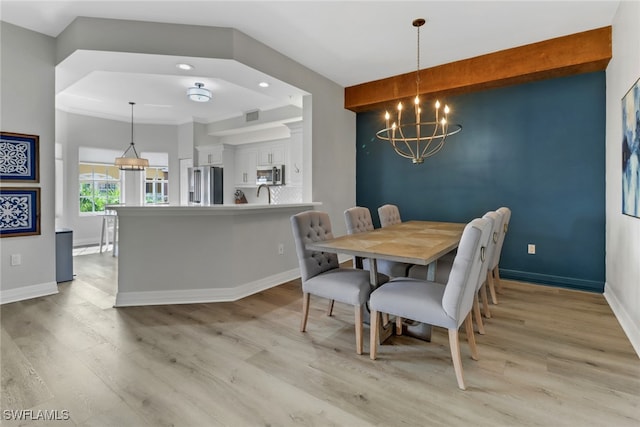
[[622, 78, 640, 218], [0, 188, 40, 237], [0, 132, 39, 182]]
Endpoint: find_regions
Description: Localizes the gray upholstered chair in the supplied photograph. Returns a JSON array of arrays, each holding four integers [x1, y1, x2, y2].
[[487, 207, 512, 304], [475, 211, 501, 325], [409, 211, 501, 334], [344, 207, 411, 278], [369, 217, 492, 390], [377, 204, 402, 228], [291, 210, 388, 354]]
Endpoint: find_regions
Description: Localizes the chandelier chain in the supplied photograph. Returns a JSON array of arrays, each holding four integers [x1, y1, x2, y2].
[[416, 23, 420, 96]]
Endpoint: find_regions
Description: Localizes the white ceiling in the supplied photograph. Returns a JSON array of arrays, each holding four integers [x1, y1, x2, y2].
[[0, 0, 621, 125]]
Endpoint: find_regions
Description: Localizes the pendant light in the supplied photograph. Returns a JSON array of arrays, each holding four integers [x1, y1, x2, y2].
[[115, 102, 149, 171]]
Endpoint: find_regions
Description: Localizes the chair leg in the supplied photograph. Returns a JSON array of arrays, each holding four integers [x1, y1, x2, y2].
[[354, 305, 363, 355], [448, 328, 466, 390], [494, 266, 503, 293], [480, 280, 491, 319], [395, 316, 403, 335], [370, 309, 379, 360], [99, 217, 106, 253], [112, 216, 118, 257], [464, 314, 479, 361], [300, 293, 310, 332], [472, 294, 485, 335], [327, 299, 334, 316], [487, 269, 499, 305]]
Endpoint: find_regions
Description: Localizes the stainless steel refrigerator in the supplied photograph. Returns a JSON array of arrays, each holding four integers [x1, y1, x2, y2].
[[188, 166, 223, 205]]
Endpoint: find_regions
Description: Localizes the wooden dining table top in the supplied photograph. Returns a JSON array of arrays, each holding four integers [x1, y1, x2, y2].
[[306, 220, 466, 266]]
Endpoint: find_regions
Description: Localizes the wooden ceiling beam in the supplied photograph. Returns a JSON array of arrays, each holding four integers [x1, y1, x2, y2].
[[344, 26, 612, 113]]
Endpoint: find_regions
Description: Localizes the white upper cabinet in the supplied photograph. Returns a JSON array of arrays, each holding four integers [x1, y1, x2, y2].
[[196, 144, 224, 166], [234, 147, 257, 187], [257, 141, 286, 166]]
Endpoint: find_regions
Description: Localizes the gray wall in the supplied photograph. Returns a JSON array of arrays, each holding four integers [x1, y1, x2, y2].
[[0, 23, 57, 297], [56, 111, 180, 245], [1, 17, 355, 302]]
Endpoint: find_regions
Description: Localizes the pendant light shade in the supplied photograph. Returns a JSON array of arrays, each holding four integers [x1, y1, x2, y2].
[[187, 82, 212, 102], [115, 102, 149, 171]]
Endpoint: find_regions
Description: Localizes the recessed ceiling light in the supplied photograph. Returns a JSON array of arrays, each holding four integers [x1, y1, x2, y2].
[[259, 82, 270, 88], [176, 63, 194, 71]]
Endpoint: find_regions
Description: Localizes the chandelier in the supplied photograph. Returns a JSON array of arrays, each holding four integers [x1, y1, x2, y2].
[[115, 102, 149, 171], [376, 18, 462, 164]]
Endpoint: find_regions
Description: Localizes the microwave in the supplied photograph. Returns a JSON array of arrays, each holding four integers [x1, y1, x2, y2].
[[256, 165, 285, 185]]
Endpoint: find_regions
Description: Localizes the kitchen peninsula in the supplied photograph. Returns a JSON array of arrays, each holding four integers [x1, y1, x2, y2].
[[111, 203, 318, 307]]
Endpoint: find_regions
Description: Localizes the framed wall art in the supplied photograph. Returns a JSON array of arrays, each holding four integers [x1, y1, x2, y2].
[[0, 131, 39, 182], [0, 187, 41, 238], [622, 77, 640, 218]]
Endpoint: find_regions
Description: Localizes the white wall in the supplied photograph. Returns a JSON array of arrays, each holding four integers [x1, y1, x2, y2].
[[56, 111, 180, 246], [604, 0, 640, 357], [0, 22, 58, 302]]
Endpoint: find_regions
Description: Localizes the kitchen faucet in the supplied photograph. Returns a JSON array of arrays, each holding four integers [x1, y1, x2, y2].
[[256, 184, 272, 204]]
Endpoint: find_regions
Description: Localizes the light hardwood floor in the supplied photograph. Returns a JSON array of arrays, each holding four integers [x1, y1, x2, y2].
[[1, 252, 639, 426]]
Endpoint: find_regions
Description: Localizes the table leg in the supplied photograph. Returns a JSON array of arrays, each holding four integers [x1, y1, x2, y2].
[[401, 320, 432, 341], [426, 259, 437, 281], [398, 260, 435, 342], [366, 258, 394, 343]]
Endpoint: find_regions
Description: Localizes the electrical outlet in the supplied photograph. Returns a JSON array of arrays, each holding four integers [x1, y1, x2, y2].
[[10, 254, 21, 266], [527, 244, 536, 255], [278, 244, 284, 255]]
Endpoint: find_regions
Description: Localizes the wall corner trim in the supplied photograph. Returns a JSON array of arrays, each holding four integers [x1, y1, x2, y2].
[[0, 281, 59, 305], [604, 283, 640, 359]]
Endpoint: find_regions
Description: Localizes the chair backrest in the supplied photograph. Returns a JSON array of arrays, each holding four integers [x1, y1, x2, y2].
[[481, 211, 501, 282], [344, 207, 374, 235], [490, 207, 512, 269], [291, 211, 339, 282], [442, 218, 492, 325], [378, 204, 401, 227]]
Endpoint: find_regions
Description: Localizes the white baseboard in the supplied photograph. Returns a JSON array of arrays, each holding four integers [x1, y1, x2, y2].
[[73, 237, 100, 247], [604, 282, 640, 358], [0, 281, 59, 305], [115, 267, 300, 307]]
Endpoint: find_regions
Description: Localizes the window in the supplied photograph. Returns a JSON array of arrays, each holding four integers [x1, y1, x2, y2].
[[144, 167, 169, 204], [79, 163, 122, 213]]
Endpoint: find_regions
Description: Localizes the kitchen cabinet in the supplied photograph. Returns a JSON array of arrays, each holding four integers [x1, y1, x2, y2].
[[257, 142, 286, 166], [234, 147, 257, 186], [196, 144, 224, 166]]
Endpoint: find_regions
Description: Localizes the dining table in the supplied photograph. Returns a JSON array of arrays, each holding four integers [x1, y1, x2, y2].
[[306, 220, 466, 341]]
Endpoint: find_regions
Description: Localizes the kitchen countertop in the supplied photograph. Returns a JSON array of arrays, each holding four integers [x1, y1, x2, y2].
[[110, 202, 321, 216]]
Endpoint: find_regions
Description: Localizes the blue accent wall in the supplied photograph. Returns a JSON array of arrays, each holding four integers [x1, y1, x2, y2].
[[356, 72, 605, 292]]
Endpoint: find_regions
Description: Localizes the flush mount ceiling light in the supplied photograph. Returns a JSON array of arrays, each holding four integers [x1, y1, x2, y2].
[[187, 82, 211, 102], [376, 18, 462, 164], [115, 102, 149, 171], [176, 63, 194, 70], [259, 82, 270, 88]]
